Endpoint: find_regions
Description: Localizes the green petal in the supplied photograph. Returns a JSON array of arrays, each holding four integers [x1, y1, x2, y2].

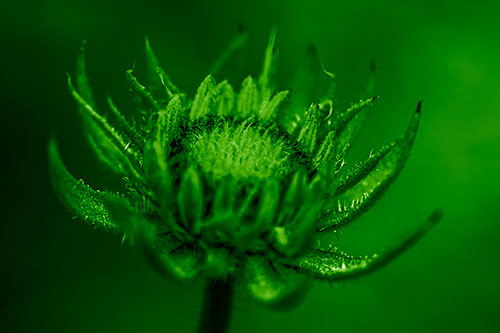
[[156, 243, 202, 280], [178, 167, 204, 230], [237, 75, 259, 118], [244, 255, 311, 310], [318, 103, 422, 232], [332, 143, 394, 196], [297, 104, 320, 154], [214, 80, 235, 116], [126, 69, 161, 114], [76, 41, 96, 109], [48, 139, 116, 230], [145, 36, 181, 101], [107, 97, 145, 150], [258, 90, 289, 122], [259, 27, 278, 101], [276, 169, 307, 226], [332, 96, 378, 135], [190, 74, 216, 120], [291, 209, 442, 280], [274, 174, 326, 257]]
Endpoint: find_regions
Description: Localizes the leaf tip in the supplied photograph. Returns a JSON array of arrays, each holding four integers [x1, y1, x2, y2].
[[428, 209, 443, 225], [416, 100, 423, 114]]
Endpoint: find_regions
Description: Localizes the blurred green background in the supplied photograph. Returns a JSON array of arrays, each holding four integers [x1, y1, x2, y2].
[[2, 0, 499, 332]]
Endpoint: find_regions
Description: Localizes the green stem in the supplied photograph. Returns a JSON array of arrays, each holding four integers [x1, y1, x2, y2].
[[197, 279, 233, 333]]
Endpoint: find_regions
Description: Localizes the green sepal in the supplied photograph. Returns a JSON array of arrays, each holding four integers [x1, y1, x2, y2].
[[332, 96, 378, 135], [68, 75, 128, 151], [178, 167, 204, 230], [107, 97, 145, 150], [103, 193, 154, 243], [332, 143, 395, 196], [259, 90, 289, 122], [274, 174, 326, 257], [143, 96, 184, 236], [156, 242, 202, 280], [276, 169, 307, 226], [154, 95, 182, 151], [84, 120, 140, 180], [145, 36, 181, 102], [126, 69, 161, 114], [76, 41, 96, 109], [291, 209, 442, 280], [259, 27, 278, 102], [214, 80, 235, 116], [48, 139, 117, 230], [255, 180, 280, 234], [244, 255, 311, 310], [195, 176, 237, 242], [190, 74, 216, 120], [297, 104, 320, 155], [312, 131, 336, 168], [237, 75, 259, 118], [318, 104, 422, 232]]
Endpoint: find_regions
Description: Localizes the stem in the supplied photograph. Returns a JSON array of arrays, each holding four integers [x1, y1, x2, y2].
[[197, 279, 233, 333]]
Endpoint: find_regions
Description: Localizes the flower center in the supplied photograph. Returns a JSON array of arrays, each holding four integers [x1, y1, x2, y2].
[[189, 121, 291, 181]]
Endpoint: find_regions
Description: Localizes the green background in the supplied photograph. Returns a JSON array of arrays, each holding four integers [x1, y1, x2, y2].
[[2, 0, 499, 332]]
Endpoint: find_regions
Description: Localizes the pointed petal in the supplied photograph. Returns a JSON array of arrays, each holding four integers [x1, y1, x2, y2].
[[333, 96, 378, 135], [212, 80, 235, 116], [318, 104, 421, 232], [237, 75, 259, 118], [244, 255, 311, 310], [178, 167, 204, 230], [259, 90, 289, 122], [332, 143, 394, 196], [48, 139, 117, 230], [145, 36, 181, 100], [107, 97, 145, 150], [292, 209, 442, 280], [76, 41, 96, 109], [190, 74, 216, 120], [259, 27, 278, 101], [126, 69, 161, 114]]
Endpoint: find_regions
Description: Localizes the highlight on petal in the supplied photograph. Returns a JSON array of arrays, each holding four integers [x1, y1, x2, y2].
[[48, 139, 116, 230]]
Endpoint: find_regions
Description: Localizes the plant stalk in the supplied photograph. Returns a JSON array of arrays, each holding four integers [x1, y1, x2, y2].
[[197, 279, 233, 333]]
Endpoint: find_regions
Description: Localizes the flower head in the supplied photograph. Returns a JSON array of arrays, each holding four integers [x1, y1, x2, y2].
[[49, 31, 441, 309]]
